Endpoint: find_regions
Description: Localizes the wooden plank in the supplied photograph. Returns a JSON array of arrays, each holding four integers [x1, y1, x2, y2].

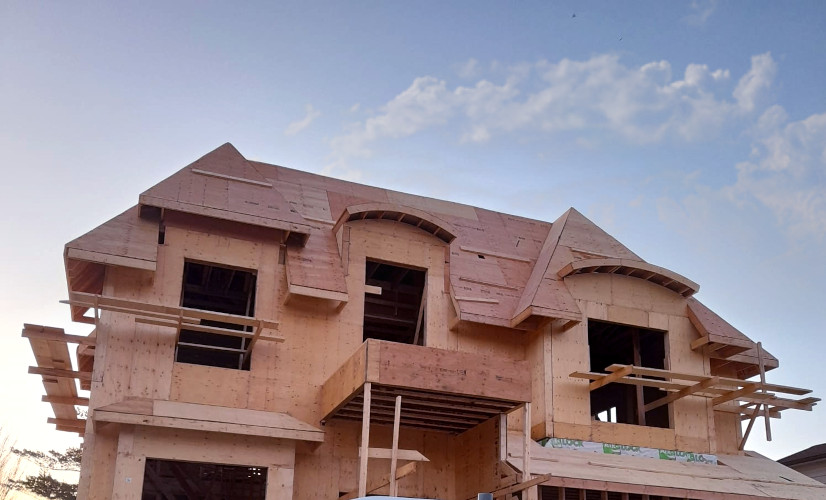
[[365, 285, 382, 295], [93, 411, 324, 442], [712, 383, 761, 406], [339, 462, 417, 500], [29, 366, 92, 382], [47, 417, 85, 429], [358, 382, 372, 498], [42, 395, 90, 406], [588, 365, 633, 391], [757, 342, 772, 441], [67, 291, 278, 329], [22, 324, 96, 346], [134, 317, 284, 342], [644, 376, 720, 412], [459, 245, 531, 263], [490, 473, 554, 499], [361, 447, 429, 462], [191, 167, 273, 187], [389, 395, 402, 496]]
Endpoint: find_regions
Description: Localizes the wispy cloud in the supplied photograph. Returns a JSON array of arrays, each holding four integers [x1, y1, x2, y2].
[[728, 109, 826, 238], [325, 53, 775, 176], [285, 104, 321, 136], [684, 0, 718, 26]]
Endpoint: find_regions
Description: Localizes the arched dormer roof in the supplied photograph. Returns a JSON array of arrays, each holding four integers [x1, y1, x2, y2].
[[557, 258, 699, 297], [332, 202, 457, 244]]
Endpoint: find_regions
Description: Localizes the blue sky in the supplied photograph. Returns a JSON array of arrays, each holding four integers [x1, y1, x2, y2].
[[1, 1, 824, 460]]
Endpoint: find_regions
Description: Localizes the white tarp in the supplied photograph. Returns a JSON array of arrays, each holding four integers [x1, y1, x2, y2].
[[538, 437, 718, 465]]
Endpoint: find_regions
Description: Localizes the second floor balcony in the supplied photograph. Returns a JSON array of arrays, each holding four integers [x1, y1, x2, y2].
[[320, 339, 531, 433]]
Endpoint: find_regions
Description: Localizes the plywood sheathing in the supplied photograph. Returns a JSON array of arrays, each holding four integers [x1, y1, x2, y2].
[[94, 398, 324, 442], [285, 225, 349, 302], [139, 143, 314, 240], [65, 205, 159, 271], [506, 432, 826, 500], [688, 298, 761, 358]]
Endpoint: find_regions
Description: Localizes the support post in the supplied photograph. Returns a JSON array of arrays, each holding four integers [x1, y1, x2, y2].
[[757, 342, 772, 441], [390, 395, 402, 496], [522, 402, 536, 500], [358, 382, 372, 498]]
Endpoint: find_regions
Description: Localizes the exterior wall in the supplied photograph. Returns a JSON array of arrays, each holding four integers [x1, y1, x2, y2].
[[79, 214, 530, 499], [530, 273, 718, 454]]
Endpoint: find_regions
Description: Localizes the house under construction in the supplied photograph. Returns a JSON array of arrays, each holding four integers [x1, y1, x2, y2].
[[23, 144, 825, 499]]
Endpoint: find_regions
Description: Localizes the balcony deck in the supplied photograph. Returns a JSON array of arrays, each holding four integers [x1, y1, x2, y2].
[[321, 339, 531, 433]]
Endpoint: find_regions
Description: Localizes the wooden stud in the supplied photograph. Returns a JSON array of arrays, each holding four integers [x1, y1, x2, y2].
[[389, 395, 402, 496], [358, 382, 372, 498]]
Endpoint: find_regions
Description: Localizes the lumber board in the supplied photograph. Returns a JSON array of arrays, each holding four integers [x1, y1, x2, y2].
[[361, 447, 429, 462], [42, 395, 90, 406], [94, 411, 323, 442], [22, 324, 96, 346], [339, 462, 417, 500], [29, 366, 92, 382]]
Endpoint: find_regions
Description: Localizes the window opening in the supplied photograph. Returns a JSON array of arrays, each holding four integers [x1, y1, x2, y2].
[[142, 458, 266, 500], [588, 319, 669, 428], [363, 260, 426, 345], [177, 261, 257, 370]]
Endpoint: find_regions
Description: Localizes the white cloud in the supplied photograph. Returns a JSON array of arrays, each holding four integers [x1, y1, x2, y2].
[[325, 53, 776, 174], [733, 53, 777, 112], [727, 110, 826, 237], [285, 104, 321, 136], [685, 0, 717, 26], [456, 58, 480, 79]]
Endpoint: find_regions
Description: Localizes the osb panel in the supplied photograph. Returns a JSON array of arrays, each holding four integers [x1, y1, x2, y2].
[[170, 363, 250, 408], [551, 321, 590, 426]]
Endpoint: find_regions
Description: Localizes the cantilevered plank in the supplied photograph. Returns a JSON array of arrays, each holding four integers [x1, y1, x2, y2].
[[589, 365, 633, 391], [22, 324, 96, 346], [29, 366, 92, 382], [644, 377, 719, 412], [361, 448, 429, 462], [712, 383, 761, 406]]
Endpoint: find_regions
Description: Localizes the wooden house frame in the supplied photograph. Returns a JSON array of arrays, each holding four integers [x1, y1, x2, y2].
[[23, 143, 824, 499]]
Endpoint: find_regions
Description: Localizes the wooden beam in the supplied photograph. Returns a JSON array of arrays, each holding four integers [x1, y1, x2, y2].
[[42, 395, 90, 406], [589, 365, 633, 391], [29, 366, 92, 382], [739, 403, 763, 451], [47, 417, 85, 429], [632, 330, 645, 426], [644, 376, 720, 412], [757, 342, 772, 442], [338, 462, 417, 500], [712, 383, 761, 406], [358, 382, 372, 498], [389, 395, 402, 496], [360, 447, 428, 462], [490, 473, 554, 499], [22, 325, 95, 346]]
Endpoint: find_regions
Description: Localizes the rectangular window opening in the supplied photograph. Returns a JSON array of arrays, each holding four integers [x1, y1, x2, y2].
[[363, 259, 426, 345], [142, 458, 266, 500], [176, 261, 257, 370], [588, 319, 670, 429]]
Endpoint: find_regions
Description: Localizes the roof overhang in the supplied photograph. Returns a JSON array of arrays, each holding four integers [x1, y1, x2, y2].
[[558, 258, 699, 297], [332, 202, 457, 244]]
